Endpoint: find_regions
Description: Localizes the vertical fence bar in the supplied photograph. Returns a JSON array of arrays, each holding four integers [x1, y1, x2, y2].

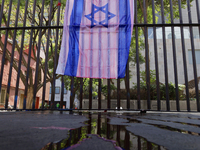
[[126, 59, 130, 110], [147, 141, 152, 150], [178, 0, 190, 111], [161, 0, 170, 111], [124, 130, 130, 150], [196, 0, 200, 47], [98, 0, 102, 111], [23, 0, 37, 110], [13, 0, 29, 109], [88, 113, 91, 134], [106, 117, 110, 139], [32, 0, 45, 109], [0, 0, 5, 27], [97, 114, 101, 135], [187, 0, 200, 112], [70, 77, 74, 110], [80, 78, 83, 109], [169, 0, 180, 111], [107, 0, 111, 110], [195, 0, 200, 111], [117, 79, 120, 110], [151, 0, 160, 111], [117, 126, 121, 147], [52, 0, 61, 109], [89, 0, 93, 110], [0, 0, 12, 109], [5, 0, 20, 109], [60, 76, 64, 109], [42, 0, 53, 109], [107, 79, 111, 109], [98, 79, 101, 110], [135, 0, 141, 110], [143, 0, 151, 110], [138, 137, 141, 150], [89, 78, 92, 109]]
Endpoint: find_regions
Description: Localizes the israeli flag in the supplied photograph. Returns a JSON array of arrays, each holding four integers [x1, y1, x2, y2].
[[56, 0, 134, 79]]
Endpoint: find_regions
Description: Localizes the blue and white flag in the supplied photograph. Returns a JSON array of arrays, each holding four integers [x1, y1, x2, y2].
[[56, 0, 134, 79]]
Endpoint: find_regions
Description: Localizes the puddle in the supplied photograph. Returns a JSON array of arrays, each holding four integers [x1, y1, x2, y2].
[[41, 112, 166, 150]]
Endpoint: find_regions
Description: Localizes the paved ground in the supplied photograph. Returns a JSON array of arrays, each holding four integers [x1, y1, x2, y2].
[[0, 111, 88, 150], [0, 111, 200, 150]]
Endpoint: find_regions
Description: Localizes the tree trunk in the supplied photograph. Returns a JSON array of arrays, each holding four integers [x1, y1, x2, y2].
[[26, 86, 34, 109]]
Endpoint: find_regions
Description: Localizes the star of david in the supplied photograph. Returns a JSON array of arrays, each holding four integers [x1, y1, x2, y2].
[[85, 3, 116, 28]]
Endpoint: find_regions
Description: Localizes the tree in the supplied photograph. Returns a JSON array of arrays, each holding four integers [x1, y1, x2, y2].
[[0, 0, 67, 108]]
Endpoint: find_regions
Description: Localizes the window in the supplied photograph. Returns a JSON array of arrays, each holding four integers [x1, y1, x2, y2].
[[188, 50, 200, 64], [49, 87, 60, 94], [55, 87, 60, 94]]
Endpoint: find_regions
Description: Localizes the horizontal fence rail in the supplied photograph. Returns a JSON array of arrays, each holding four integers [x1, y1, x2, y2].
[[0, 0, 200, 112]]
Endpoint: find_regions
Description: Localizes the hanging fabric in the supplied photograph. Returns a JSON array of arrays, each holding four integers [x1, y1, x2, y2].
[[56, 0, 134, 79]]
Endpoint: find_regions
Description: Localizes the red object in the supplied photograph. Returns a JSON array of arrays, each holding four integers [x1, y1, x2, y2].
[[104, 110, 107, 112], [57, 2, 61, 6], [35, 97, 39, 109]]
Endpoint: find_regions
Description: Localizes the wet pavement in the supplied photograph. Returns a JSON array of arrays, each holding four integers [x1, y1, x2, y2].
[[0, 111, 200, 150]]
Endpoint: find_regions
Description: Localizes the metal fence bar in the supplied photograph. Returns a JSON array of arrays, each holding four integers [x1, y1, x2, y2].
[[89, 78, 92, 109], [89, 0, 93, 110], [178, 0, 190, 112], [23, 0, 37, 109], [13, 0, 29, 109], [3, 23, 200, 30], [97, 114, 101, 135], [117, 79, 120, 110], [169, 0, 180, 112], [52, 0, 61, 109], [151, 0, 160, 111], [32, 0, 45, 109], [42, 0, 53, 109], [135, 0, 141, 110], [195, 0, 200, 112], [143, 0, 151, 110], [80, 78, 83, 109], [60, 76, 64, 109], [107, 79, 111, 109], [126, 59, 130, 110], [98, 0, 102, 111], [98, 79, 101, 110], [138, 137, 141, 150], [70, 77, 74, 110], [0, 0, 12, 108], [161, 0, 170, 111], [187, 0, 200, 112], [5, 0, 20, 109]]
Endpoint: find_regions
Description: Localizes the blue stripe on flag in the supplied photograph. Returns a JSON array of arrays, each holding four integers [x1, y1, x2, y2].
[[65, 0, 84, 76], [118, 0, 131, 78]]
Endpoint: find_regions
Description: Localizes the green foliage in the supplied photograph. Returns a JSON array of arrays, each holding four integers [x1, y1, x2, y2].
[[133, 70, 186, 100], [101, 83, 117, 98]]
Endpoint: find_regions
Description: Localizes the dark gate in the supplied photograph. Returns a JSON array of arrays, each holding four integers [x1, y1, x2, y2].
[[0, 0, 200, 112]]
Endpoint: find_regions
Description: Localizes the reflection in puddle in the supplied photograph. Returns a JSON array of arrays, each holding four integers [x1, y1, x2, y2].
[[42, 113, 166, 150]]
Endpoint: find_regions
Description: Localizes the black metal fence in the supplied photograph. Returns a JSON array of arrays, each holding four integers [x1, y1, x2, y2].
[[0, 0, 200, 112]]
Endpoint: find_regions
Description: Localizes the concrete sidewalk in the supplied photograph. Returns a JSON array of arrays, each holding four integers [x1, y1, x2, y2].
[[0, 111, 88, 150], [1, 111, 200, 150]]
